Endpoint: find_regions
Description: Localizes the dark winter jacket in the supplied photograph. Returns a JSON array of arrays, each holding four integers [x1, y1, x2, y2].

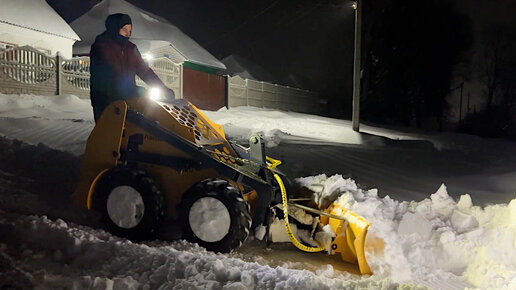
[[89, 14, 165, 117]]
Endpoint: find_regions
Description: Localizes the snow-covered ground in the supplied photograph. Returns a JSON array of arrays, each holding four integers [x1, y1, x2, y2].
[[0, 93, 515, 289]]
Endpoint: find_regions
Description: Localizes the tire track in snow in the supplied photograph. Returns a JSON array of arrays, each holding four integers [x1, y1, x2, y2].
[[0, 118, 92, 155], [274, 144, 454, 201]]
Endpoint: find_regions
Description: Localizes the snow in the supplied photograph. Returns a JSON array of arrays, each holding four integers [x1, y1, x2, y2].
[[107, 186, 145, 229], [0, 0, 80, 40], [189, 197, 231, 243], [1, 92, 516, 289], [297, 175, 516, 289], [70, 0, 226, 70]]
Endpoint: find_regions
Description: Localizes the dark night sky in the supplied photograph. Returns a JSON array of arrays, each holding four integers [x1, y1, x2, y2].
[[46, 0, 516, 120], [46, 0, 356, 93]]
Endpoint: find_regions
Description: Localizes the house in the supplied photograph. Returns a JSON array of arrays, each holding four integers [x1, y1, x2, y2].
[[70, 0, 228, 110], [222, 54, 279, 84], [70, 0, 226, 74], [0, 0, 80, 58]]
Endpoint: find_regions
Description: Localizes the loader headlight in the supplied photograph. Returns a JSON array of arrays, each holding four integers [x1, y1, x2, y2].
[[142, 53, 153, 61], [149, 87, 164, 101]]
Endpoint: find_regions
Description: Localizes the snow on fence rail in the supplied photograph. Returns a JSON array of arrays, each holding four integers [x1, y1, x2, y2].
[[227, 75, 324, 114]]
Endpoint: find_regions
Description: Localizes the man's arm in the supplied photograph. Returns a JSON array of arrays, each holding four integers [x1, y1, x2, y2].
[[132, 46, 175, 99], [133, 47, 168, 87]]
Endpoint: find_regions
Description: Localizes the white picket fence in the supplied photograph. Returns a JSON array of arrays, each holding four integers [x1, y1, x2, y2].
[[0, 46, 323, 114]]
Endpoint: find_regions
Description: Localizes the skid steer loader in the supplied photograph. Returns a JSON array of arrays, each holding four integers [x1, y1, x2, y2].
[[73, 93, 376, 274]]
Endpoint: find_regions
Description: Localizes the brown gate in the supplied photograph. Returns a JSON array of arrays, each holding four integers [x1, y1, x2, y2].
[[183, 67, 226, 111]]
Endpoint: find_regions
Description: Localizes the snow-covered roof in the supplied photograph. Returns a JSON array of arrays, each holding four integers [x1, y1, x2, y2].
[[222, 54, 278, 83], [0, 0, 80, 41], [71, 0, 226, 70]]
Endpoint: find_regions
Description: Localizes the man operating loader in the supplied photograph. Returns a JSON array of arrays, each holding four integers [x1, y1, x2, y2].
[[89, 13, 174, 122]]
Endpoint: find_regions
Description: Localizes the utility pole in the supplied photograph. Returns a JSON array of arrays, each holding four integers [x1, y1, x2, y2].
[[352, 0, 362, 132], [467, 92, 470, 114]]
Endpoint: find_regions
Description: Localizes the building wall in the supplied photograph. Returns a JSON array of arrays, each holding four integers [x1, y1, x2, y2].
[[0, 23, 76, 58], [183, 67, 226, 111]]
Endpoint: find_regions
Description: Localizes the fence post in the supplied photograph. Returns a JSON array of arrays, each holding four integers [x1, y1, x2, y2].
[[179, 63, 183, 99], [224, 75, 229, 109], [56, 52, 62, 95], [245, 79, 249, 106]]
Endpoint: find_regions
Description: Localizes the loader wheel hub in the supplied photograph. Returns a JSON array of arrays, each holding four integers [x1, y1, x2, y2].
[[107, 185, 145, 229], [189, 197, 231, 242]]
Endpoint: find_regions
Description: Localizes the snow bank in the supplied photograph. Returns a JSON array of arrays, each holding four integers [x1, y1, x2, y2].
[[1, 93, 516, 289], [203, 106, 370, 147], [297, 174, 516, 289], [0, 93, 94, 155], [0, 93, 92, 120], [0, 213, 404, 289]]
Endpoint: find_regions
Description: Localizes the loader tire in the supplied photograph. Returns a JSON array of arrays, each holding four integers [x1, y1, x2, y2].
[[94, 168, 166, 241], [178, 179, 252, 253]]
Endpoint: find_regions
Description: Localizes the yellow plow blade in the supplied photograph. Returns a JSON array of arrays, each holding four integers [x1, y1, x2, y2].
[[272, 171, 383, 275], [319, 203, 376, 275]]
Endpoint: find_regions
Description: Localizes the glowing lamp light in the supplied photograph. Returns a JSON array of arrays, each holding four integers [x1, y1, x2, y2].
[[149, 87, 163, 101], [352, 1, 357, 9], [142, 53, 154, 61]]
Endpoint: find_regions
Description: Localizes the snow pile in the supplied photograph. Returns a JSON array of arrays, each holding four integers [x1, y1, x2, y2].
[[0, 93, 94, 155], [1, 93, 516, 289], [203, 106, 368, 147], [268, 206, 318, 246], [0, 213, 405, 289], [0, 93, 92, 120], [297, 174, 516, 289]]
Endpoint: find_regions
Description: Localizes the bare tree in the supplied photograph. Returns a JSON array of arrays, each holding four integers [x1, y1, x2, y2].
[[478, 27, 516, 111]]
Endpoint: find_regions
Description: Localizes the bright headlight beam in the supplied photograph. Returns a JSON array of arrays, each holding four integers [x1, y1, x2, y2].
[[142, 53, 154, 61], [149, 87, 162, 101]]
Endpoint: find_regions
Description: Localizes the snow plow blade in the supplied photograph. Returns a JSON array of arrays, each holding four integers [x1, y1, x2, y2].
[[319, 203, 372, 275]]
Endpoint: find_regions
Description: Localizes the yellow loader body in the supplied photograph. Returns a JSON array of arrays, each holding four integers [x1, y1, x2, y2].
[[73, 96, 377, 273]]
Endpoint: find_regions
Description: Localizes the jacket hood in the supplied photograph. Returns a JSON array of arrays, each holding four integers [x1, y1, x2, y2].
[[105, 13, 132, 43]]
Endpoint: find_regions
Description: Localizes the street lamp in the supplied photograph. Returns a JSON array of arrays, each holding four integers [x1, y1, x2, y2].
[[352, 0, 362, 132]]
